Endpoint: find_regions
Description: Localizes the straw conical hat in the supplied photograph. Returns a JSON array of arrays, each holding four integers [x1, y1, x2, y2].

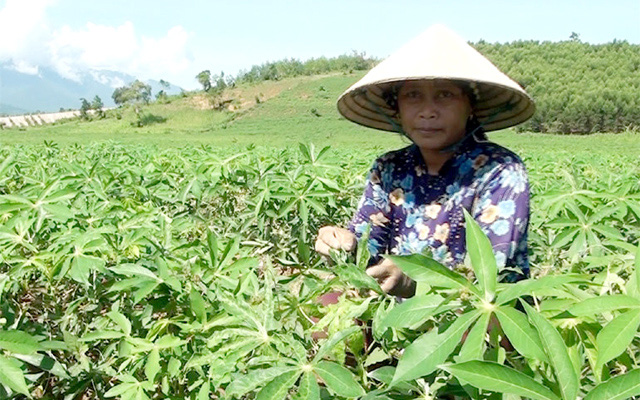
[[337, 24, 535, 132]]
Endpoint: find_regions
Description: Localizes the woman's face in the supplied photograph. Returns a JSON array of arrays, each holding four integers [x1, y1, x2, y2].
[[397, 79, 472, 154]]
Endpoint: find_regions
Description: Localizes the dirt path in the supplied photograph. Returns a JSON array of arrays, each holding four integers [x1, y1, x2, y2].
[[0, 110, 83, 128]]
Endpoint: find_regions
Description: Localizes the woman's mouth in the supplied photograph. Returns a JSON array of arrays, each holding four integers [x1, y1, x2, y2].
[[414, 127, 443, 134]]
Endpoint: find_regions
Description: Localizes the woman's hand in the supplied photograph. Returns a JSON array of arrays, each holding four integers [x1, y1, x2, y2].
[[314, 226, 357, 256], [366, 258, 416, 298]]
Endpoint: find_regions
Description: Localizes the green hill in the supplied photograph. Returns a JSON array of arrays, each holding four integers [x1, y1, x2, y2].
[[0, 73, 406, 149], [3, 39, 640, 156]]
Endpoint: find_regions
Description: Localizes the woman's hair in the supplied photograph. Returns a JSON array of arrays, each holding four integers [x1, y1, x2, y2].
[[381, 80, 488, 141]]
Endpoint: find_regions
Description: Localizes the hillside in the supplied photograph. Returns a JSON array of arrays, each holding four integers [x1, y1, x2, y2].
[[2, 72, 640, 158], [2, 40, 639, 133], [0, 73, 397, 147]]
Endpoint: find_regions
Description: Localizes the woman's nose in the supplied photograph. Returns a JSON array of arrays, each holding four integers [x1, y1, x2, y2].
[[417, 98, 438, 119]]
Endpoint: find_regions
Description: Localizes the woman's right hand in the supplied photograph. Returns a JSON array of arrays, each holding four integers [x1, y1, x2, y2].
[[314, 226, 357, 256]]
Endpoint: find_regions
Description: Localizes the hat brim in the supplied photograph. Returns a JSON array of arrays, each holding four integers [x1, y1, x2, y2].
[[337, 77, 535, 133]]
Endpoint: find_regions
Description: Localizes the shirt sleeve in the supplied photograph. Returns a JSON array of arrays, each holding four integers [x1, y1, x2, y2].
[[348, 159, 392, 265], [471, 161, 530, 281]]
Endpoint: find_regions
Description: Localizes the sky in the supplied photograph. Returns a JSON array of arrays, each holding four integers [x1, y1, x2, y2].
[[1, 0, 639, 90]]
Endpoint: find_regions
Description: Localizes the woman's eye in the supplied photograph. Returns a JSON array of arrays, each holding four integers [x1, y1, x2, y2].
[[404, 90, 421, 99], [437, 90, 454, 98]]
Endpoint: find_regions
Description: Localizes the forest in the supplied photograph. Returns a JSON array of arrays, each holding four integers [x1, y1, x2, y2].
[[224, 39, 640, 134]]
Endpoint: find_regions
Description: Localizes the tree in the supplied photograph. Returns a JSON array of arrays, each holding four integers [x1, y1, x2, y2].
[[157, 79, 171, 102], [112, 80, 152, 107], [570, 32, 581, 42], [79, 98, 91, 120], [196, 70, 212, 92], [92, 95, 105, 118]]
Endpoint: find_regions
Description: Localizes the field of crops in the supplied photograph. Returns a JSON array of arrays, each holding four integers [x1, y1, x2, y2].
[[0, 137, 640, 399]]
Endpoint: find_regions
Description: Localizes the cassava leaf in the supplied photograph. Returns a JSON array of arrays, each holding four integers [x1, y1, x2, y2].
[[595, 309, 640, 374], [314, 361, 365, 398], [463, 209, 497, 301], [523, 302, 578, 400], [393, 310, 479, 384], [0, 355, 30, 396], [443, 361, 561, 400]]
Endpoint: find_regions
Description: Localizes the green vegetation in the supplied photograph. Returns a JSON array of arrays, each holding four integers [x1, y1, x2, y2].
[[1, 43, 640, 399], [2, 73, 639, 155], [474, 39, 640, 133], [234, 51, 376, 83], [0, 141, 639, 398]]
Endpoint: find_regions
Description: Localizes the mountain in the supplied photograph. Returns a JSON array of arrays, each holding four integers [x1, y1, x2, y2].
[[0, 64, 183, 115]]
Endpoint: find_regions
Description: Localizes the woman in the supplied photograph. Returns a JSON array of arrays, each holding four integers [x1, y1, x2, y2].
[[315, 25, 535, 298]]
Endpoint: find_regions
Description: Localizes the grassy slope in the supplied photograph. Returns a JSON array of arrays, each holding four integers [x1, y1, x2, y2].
[[1, 72, 639, 158]]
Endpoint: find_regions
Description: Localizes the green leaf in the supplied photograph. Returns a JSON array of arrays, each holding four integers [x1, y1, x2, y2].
[[219, 236, 240, 268], [104, 381, 138, 397], [314, 361, 365, 398], [0, 330, 41, 354], [42, 187, 77, 203], [389, 254, 480, 296], [256, 370, 301, 400], [595, 309, 640, 373], [207, 229, 218, 268], [457, 311, 490, 362], [108, 276, 150, 293], [443, 361, 561, 400], [463, 209, 497, 301], [392, 310, 479, 384], [585, 368, 640, 400], [628, 244, 640, 300], [496, 274, 588, 305], [80, 330, 125, 342], [154, 335, 185, 349], [189, 287, 207, 323], [13, 353, 69, 379], [636, 244, 640, 291], [133, 280, 160, 304], [0, 354, 30, 396], [226, 366, 298, 397], [495, 306, 548, 363], [110, 263, 160, 281], [568, 295, 640, 317], [523, 302, 578, 400], [145, 348, 160, 382], [333, 263, 381, 293], [293, 371, 320, 400], [107, 310, 132, 336], [356, 224, 372, 270], [197, 381, 210, 400], [379, 294, 447, 329], [313, 326, 360, 363], [167, 358, 181, 378]]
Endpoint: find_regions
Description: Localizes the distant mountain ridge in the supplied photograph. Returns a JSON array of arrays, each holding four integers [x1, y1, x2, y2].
[[0, 64, 182, 115]]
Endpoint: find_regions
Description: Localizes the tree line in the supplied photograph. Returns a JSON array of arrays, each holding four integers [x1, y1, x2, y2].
[[205, 40, 638, 134], [193, 51, 377, 94], [474, 37, 639, 133], [111, 38, 636, 135]]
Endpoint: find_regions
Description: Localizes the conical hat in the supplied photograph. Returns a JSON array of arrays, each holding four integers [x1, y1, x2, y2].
[[337, 24, 535, 132]]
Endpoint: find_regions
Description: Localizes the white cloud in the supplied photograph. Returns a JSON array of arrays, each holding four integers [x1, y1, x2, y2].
[[10, 60, 40, 75], [0, 0, 55, 70], [48, 21, 193, 84], [0, 0, 193, 87]]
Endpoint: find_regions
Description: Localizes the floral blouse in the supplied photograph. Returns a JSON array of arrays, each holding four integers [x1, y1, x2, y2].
[[349, 138, 530, 280]]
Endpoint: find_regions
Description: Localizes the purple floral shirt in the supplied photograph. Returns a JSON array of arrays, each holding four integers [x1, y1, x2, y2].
[[349, 138, 530, 280]]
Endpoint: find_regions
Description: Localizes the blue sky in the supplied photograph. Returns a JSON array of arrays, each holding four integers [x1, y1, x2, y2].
[[1, 0, 639, 89]]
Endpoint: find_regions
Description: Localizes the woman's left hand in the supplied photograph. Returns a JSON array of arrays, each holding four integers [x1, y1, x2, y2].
[[366, 258, 416, 298]]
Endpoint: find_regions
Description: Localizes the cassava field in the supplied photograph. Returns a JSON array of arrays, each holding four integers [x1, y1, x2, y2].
[[1, 72, 640, 399]]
